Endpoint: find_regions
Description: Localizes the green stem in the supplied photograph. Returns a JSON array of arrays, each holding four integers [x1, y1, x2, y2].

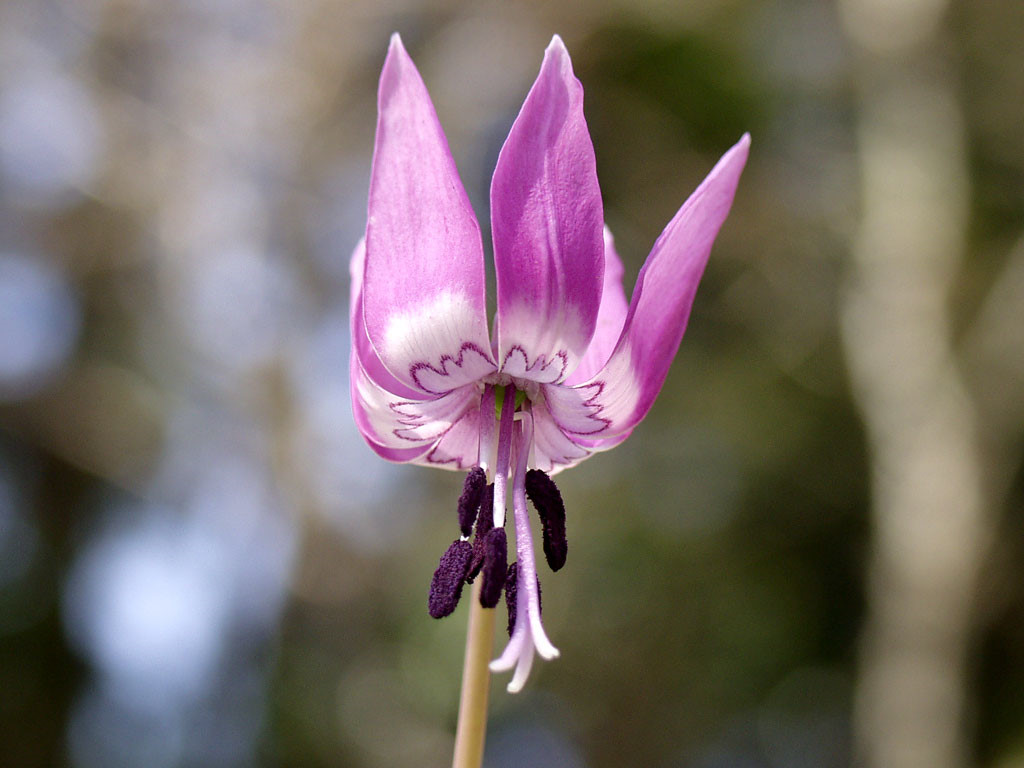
[[451, 581, 496, 768]]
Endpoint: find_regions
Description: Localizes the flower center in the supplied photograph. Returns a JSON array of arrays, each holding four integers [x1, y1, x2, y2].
[[424, 383, 568, 691]]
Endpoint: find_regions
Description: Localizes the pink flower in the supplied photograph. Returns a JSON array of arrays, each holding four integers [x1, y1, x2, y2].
[[351, 33, 748, 692]]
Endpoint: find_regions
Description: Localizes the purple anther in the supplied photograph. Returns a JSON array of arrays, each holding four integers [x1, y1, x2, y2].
[[466, 484, 495, 582], [479, 528, 508, 608], [504, 561, 518, 637], [504, 562, 542, 637], [525, 469, 567, 571], [428, 539, 473, 618], [457, 466, 487, 537]]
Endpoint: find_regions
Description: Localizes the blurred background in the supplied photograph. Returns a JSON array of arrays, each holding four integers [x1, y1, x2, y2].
[[1, 0, 1022, 766]]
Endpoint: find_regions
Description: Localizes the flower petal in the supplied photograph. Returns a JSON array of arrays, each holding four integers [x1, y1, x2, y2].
[[565, 226, 628, 385], [350, 238, 425, 400], [363, 34, 496, 395], [415, 403, 485, 470], [546, 135, 750, 437], [350, 366, 433, 463], [491, 35, 604, 384], [530, 395, 633, 474], [530, 396, 588, 471], [353, 356, 479, 449]]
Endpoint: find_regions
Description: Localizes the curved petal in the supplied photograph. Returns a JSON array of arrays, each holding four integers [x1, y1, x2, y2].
[[352, 355, 479, 449], [565, 226, 628, 385], [350, 238, 423, 400], [546, 134, 750, 437], [491, 35, 604, 384], [350, 359, 433, 463], [530, 396, 634, 475], [364, 34, 496, 395], [415, 404, 483, 471], [530, 397, 589, 472]]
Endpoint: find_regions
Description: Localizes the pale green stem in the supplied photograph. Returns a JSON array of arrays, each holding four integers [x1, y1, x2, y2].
[[451, 581, 496, 768]]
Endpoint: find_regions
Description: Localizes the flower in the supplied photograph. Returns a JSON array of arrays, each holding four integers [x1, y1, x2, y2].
[[350, 33, 748, 692]]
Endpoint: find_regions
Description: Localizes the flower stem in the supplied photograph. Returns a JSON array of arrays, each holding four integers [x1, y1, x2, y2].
[[452, 580, 496, 768]]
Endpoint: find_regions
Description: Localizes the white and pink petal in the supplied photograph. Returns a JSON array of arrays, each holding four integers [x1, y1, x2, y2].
[[491, 35, 604, 384], [363, 34, 496, 395], [565, 226, 629, 385], [546, 135, 750, 438]]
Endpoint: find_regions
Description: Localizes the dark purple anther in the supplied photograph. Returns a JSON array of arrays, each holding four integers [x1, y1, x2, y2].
[[428, 539, 473, 618], [525, 468, 567, 571], [479, 528, 508, 608], [504, 562, 542, 637], [504, 562, 517, 637], [466, 484, 495, 582], [457, 466, 487, 537]]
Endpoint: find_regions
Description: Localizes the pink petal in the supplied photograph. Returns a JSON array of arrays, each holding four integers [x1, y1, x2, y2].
[[491, 35, 604, 384], [350, 239, 425, 400], [351, 353, 479, 451], [546, 135, 750, 437], [350, 363, 432, 463], [565, 226, 628, 385], [363, 34, 496, 395], [415, 404, 483, 470], [530, 397, 589, 472], [531, 395, 634, 474]]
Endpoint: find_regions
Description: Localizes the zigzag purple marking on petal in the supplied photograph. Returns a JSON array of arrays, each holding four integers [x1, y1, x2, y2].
[[551, 380, 613, 436], [409, 342, 495, 395], [500, 345, 569, 383], [388, 402, 472, 444], [424, 446, 473, 469]]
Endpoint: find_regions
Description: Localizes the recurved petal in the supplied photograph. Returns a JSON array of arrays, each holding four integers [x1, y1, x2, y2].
[[363, 34, 496, 395], [349, 317, 481, 464], [530, 396, 633, 474], [415, 403, 485, 471], [546, 134, 750, 438], [566, 226, 628, 385], [350, 374, 433, 463], [491, 35, 604, 384], [350, 238, 423, 400]]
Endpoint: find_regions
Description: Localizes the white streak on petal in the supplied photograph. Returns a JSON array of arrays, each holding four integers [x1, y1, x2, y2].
[[381, 290, 497, 394]]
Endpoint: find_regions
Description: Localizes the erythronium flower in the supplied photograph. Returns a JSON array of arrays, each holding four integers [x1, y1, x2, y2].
[[351, 33, 748, 693]]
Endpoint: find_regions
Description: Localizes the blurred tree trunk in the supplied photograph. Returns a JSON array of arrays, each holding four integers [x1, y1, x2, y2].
[[839, 1, 989, 768]]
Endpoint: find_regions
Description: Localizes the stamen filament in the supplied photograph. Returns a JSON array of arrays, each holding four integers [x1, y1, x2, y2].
[[478, 385, 496, 475], [491, 386, 516, 529]]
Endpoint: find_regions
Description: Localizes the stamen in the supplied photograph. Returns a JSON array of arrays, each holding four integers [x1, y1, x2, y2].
[[504, 562, 542, 637], [504, 562, 517, 637], [525, 469, 568, 571], [465, 484, 494, 582], [478, 386, 496, 474], [456, 466, 487, 537], [427, 540, 472, 619], [479, 528, 508, 608]]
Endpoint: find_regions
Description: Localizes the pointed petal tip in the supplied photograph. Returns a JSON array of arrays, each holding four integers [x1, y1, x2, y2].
[[542, 34, 573, 72], [546, 34, 567, 54], [730, 132, 752, 163], [382, 33, 413, 76]]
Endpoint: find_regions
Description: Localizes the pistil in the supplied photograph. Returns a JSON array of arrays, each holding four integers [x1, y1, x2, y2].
[[489, 407, 559, 692]]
